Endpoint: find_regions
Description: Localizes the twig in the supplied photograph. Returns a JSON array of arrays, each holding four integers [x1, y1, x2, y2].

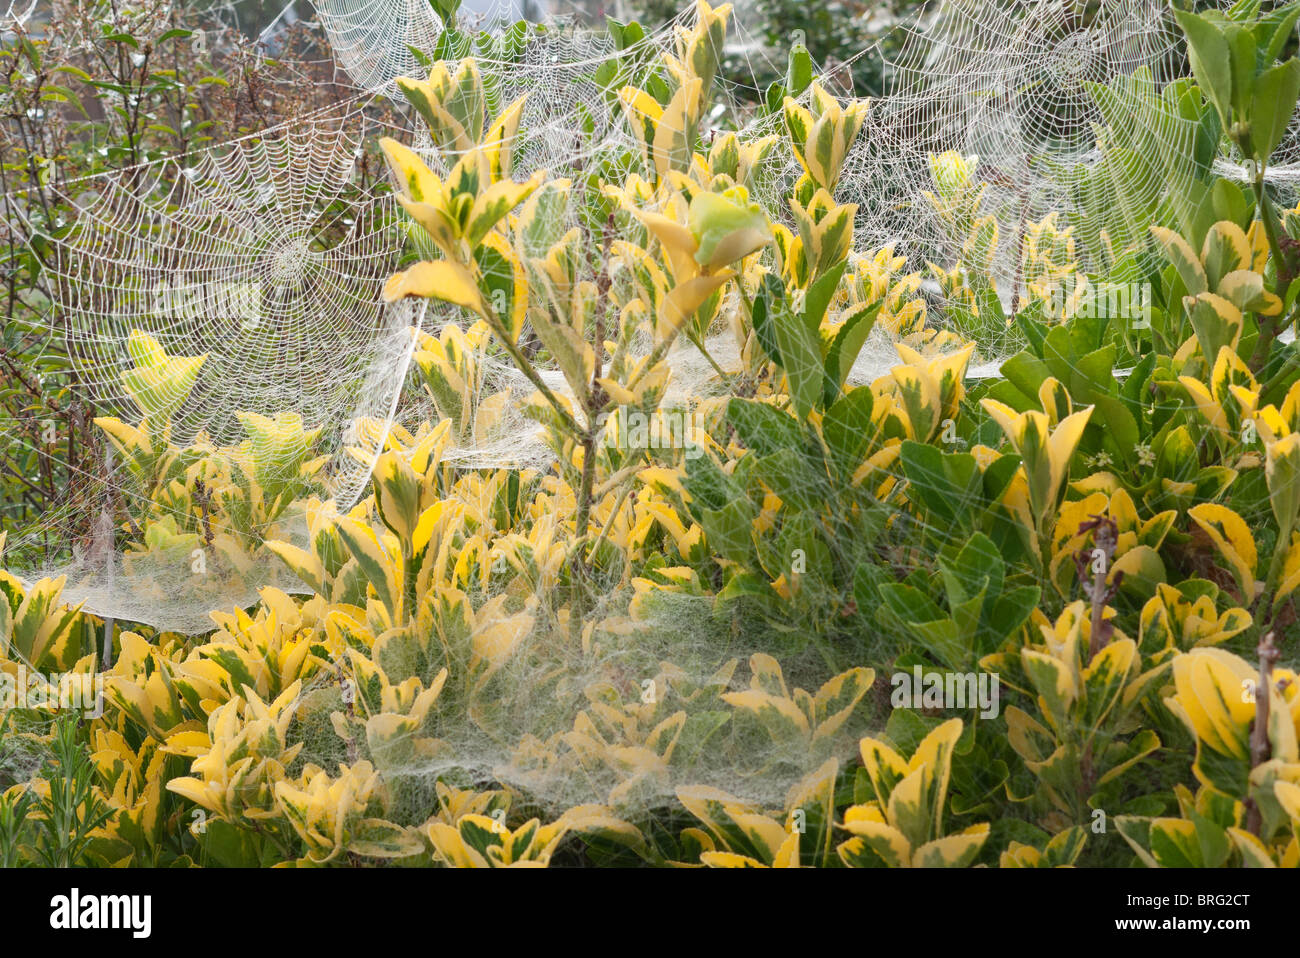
[[1072, 514, 1123, 660], [1246, 631, 1281, 836]]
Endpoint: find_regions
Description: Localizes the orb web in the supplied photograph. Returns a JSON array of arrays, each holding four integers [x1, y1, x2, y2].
[[49, 110, 405, 466], [4, 106, 418, 633], [831, 0, 1207, 349], [313, 0, 446, 92]]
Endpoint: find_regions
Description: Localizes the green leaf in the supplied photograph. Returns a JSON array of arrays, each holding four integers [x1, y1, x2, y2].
[[786, 43, 813, 97], [878, 582, 945, 629], [823, 302, 880, 405], [1262, 6, 1300, 60], [1251, 59, 1300, 163], [765, 82, 786, 115], [754, 448, 825, 512], [684, 450, 738, 514], [821, 387, 875, 481], [1226, 24, 1257, 119], [726, 397, 804, 456], [803, 261, 845, 330], [1176, 10, 1233, 126], [700, 499, 756, 565], [750, 272, 785, 367], [999, 350, 1051, 404], [899, 441, 979, 528], [773, 306, 825, 420]]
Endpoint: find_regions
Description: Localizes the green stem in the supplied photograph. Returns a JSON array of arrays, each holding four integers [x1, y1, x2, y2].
[[1035, 524, 1052, 580], [689, 330, 733, 384], [566, 215, 617, 642], [1250, 167, 1294, 370], [479, 297, 585, 439], [569, 431, 597, 644], [1262, 519, 1292, 605], [588, 482, 635, 561]]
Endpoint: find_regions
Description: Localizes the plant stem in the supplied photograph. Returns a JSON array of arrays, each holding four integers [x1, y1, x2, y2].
[[568, 214, 616, 642], [688, 330, 733, 385], [1246, 630, 1280, 837], [1250, 167, 1295, 371], [483, 304, 585, 438]]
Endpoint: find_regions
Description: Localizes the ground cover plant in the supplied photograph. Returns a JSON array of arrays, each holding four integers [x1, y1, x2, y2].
[[4, 0, 1300, 870]]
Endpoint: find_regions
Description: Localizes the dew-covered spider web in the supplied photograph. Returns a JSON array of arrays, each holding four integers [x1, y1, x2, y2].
[[0, 0, 38, 28], [1205, 0, 1300, 199], [51, 111, 402, 453], [820, 0, 1216, 359], [314, 0, 447, 92], [5, 103, 426, 632]]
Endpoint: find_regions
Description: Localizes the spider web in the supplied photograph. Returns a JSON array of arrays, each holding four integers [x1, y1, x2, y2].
[[48, 107, 407, 484], [0, 0, 38, 28], [6, 1, 1220, 620], [825, 0, 1207, 350], [5, 103, 422, 633], [314, 0, 446, 92]]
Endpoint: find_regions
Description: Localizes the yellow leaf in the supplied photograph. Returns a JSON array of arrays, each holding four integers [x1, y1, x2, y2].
[[1188, 503, 1257, 599], [384, 261, 484, 314]]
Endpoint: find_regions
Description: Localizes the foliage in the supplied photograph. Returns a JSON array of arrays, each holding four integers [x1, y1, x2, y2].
[[9, 0, 1300, 870]]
